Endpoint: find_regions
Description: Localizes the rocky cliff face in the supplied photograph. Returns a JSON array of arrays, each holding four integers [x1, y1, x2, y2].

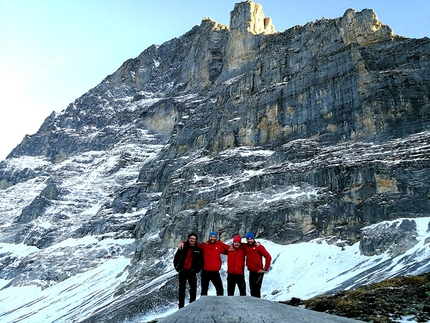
[[1, 1, 430, 322]]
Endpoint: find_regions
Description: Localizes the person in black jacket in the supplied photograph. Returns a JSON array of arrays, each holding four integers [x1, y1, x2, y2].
[[173, 232, 203, 308]]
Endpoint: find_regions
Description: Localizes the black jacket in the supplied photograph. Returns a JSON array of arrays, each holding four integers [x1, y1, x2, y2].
[[173, 241, 203, 273]]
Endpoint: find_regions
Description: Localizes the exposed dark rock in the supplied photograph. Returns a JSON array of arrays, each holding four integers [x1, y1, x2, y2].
[[16, 196, 52, 224], [360, 218, 420, 256]]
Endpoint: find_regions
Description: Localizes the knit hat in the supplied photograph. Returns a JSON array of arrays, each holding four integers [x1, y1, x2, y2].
[[208, 231, 217, 238], [245, 232, 255, 239], [233, 235, 241, 242]]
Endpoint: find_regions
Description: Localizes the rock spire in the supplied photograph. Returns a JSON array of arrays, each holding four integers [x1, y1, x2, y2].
[[230, 0, 275, 35], [226, 0, 275, 72]]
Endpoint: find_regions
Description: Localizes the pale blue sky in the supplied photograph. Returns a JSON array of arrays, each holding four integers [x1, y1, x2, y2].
[[0, 0, 429, 160]]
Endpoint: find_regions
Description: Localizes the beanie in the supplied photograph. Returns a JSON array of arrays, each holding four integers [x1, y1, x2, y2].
[[245, 232, 255, 239], [233, 235, 241, 242], [208, 231, 217, 238]]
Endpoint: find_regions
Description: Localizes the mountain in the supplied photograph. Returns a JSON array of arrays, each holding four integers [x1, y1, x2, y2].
[[1, 1, 430, 322]]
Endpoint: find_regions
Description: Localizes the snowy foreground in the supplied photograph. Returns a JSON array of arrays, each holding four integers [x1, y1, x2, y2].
[[1, 217, 430, 323]]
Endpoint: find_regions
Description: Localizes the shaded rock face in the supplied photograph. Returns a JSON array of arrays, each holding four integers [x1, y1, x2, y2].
[[1, 0, 430, 321], [359, 219, 419, 257]]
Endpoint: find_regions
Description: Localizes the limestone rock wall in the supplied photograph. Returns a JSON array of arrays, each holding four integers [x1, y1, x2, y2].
[[5, 1, 429, 247]]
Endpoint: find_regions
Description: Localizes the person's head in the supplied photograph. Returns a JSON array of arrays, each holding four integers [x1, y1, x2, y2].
[[208, 231, 217, 243], [188, 232, 198, 246], [233, 235, 241, 248], [245, 232, 255, 245]]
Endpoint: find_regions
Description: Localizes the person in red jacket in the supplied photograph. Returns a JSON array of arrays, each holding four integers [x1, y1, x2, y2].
[[227, 234, 246, 296], [198, 231, 229, 296], [244, 232, 272, 298]]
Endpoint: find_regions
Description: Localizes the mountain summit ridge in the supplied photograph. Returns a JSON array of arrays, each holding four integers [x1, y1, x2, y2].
[[1, 1, 430, 322]]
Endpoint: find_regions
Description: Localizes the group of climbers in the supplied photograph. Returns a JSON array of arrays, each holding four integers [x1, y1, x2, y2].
[[173, 231, 272, 308]]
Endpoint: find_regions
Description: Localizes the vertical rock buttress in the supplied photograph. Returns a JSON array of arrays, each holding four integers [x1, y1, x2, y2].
[[226, 0, 275, 72]]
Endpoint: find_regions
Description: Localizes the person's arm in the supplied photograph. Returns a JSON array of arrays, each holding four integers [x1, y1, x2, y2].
[[220, 241, 230, 254], [173, 248, 181, 272], [194, 247, 204, 273], [259, 245, 272, 272]]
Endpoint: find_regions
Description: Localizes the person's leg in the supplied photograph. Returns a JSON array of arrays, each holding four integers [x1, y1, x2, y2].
[[211, 271, 224, 296], [200, 270, 209, 296], [253, 272, 264, 298], [178, 271, 186, 308], [238, 274, 247, 296], [249, 271, 258, 297], [227, 274, 235, 296], [188, 271, 197, 303]]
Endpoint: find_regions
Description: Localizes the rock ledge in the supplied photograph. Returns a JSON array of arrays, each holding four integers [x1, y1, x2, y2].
[[154, 296, 364, 323]]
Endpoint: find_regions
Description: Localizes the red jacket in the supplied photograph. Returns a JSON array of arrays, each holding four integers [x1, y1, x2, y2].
[[244, 242, 272, 272], [227, 244, 246, 275], [198, 240, 229, 271]]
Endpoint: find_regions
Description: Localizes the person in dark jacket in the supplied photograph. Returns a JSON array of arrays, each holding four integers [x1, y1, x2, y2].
[[226, 234, 246, 296], [173, 232, 203, 308], [243, 232, 272, 298]]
